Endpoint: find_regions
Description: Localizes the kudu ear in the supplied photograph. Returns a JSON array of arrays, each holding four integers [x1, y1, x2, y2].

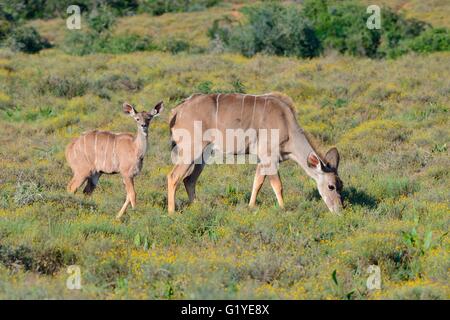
[[149, 101, 164, 117], [123, 103, 137, 116], [324, 147, 340, 170]]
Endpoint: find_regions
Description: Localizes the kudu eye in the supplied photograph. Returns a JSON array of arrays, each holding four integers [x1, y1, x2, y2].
[[328, 185, 335, 191]]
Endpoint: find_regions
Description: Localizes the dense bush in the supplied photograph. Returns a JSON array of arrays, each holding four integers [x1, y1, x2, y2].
[[0, 0, 139, 21], [3, 25, 51, 53], [302, 0, 431, 58], [63, 5, 154, 55], [0, 0, 219, 22], [394, 28, 450, 57], [209, 3, 321, 58], [0, 20, 13, 40], [161, 37, 191, 54], [209, 0, 449, 59], [64, 29, 154, 55], [303, 0, 382, 57]]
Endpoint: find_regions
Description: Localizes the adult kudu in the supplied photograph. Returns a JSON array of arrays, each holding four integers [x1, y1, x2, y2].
[[65, 101, 164, 219], [167, 92, 343, 214]]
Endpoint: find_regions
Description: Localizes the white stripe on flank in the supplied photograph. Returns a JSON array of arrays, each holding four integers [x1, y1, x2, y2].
[[240, 94, 246, 121], [215, 94, 221, 129], [72, 141, 78, 162], [103, 134, 109, 170], [83, 134, 90, 165], [94, 132, 98, 168], [263, 96, 268, 116], [112, 135, 117, 170], [251, 95, 257, 127]]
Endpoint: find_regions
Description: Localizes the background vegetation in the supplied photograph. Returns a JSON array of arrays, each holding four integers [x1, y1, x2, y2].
[[0, 0, 448, 299]]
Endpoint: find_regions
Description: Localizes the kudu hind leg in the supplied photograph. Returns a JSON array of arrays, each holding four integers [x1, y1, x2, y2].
[[183, 163, 205, 203], [168, 163, 194, 214], [83, 172, 101, 195]]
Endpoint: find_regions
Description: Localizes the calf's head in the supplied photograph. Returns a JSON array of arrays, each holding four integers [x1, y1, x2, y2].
[[123, 101, 164, 133]]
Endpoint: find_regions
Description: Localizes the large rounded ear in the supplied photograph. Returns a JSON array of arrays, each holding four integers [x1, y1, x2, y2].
[[324, 147, 340, 170], [123, 102, 137, 116], [149, 101, 164, 117], [307, 152, 322, 170]]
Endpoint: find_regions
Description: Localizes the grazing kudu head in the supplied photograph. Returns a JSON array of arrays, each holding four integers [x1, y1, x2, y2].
[[307, 147, 343, 213]]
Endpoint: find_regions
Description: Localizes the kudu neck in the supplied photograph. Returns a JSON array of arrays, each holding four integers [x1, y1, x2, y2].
[[134, 125, 148, 155], [290, 126, 319, 181]]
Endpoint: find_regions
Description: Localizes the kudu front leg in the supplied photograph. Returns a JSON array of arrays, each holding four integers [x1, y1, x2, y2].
[[268, 173, 284, 208], [167, 163, 194, 214], [116, 176, 135, 220], [67, 172, 89, 194]]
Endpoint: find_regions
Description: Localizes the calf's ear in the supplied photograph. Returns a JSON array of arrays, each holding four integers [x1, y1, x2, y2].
[[149, 101, 164, 117], [123, 103, 137, 116]]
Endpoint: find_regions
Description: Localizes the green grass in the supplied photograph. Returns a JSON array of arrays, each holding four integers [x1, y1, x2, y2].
[[0, 1, 449, 299]]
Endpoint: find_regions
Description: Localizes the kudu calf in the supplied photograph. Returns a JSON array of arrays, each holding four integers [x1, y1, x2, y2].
[[65, 101, 163, 219], [168, 92, 343, 214]]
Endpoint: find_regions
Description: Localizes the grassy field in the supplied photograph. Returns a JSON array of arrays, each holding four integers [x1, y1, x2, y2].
[[0, 1, 449, 299]]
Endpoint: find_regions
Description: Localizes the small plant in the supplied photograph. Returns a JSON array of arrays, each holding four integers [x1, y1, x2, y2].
[[402, 227, 434, 256], [431, 143, 447, 153], [13, 181, 43, 206], [231, 78, 246, 94], [331, 269, 356, 300], [197, 81, 213, 94], [161, 38, 190, 54], [0, 191, 9, 209], [134, 233, 150, 251]]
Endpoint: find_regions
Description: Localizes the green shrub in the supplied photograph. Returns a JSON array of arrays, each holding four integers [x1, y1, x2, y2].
[[211, 0, 448, 59], [211, 3, 321, 58], [63, 31, 154, 55], [161, 37, 190, 54], [302, 0, 431, 58], [38, 75, 89, 98], [14, 181, 43, 206], [3, 26, 51, 53], [303, 0, 382, 57], [0, 20, 12, 41], [63, 5, 154, 55], [93, 74, 142, 92], [0, 244, 76, 275], [0, 0, 139, 21], [396, 28, 450, 56], [87, 4, 117, 34], [106, 34, 155, 53]]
